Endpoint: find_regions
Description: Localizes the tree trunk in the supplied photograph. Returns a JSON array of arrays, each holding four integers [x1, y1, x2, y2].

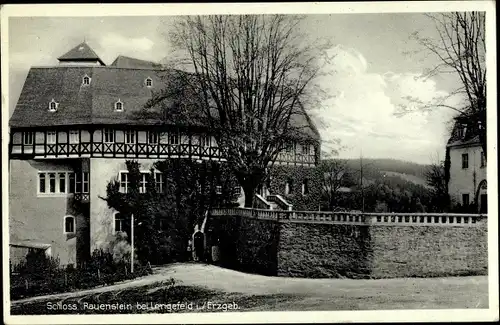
[[235, 168, 266, 208], [242, 182, 257, 208]]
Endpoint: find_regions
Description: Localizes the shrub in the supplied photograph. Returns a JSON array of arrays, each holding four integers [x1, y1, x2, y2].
[[10, 248, 149, 300], [110, 232, 132, 264], [12, 249, 61, 279]]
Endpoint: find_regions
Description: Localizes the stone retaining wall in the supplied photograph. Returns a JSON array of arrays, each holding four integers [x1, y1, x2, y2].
[[209, 209, 488, 278]]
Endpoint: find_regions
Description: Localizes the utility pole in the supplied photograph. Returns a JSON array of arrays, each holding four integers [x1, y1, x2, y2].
[[360, 153, 365, 212], [130, 213, 134, 273]]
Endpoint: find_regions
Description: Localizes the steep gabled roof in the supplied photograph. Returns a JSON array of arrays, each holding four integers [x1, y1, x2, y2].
[[9, 66, 166, 128], [58, 42, 105, 66], [9, 65, 320, 142], [110, 55, 159, 69]]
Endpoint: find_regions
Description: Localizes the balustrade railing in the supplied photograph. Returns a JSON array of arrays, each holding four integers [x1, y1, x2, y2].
[[210, 208, 487, 227], [73, 193, 90, 203], [11, 142, 227, 160], [275, 152, 316, 165], [267, 195, 293, 211], [11, 141, 316, 165]]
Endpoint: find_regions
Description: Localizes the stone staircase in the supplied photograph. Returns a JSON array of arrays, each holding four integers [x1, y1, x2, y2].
[[255, 193, 292, 210]]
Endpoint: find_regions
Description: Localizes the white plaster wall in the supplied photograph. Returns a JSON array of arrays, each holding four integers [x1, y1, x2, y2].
[[448, 145, 486, 204], [89, 158, 157, 251]]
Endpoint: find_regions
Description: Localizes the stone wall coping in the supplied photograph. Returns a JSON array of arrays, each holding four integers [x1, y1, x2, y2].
[[210, 208, 487, 227]]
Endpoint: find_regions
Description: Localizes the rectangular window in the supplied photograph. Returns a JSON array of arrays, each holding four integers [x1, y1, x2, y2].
[[216, 185, 222, 194], [65, 216, 75, 234], [125, 130, 136, 144], [24, 132, 34, 145], [200, 135, 211, 147], [480, 152, 486, 168], [285, 178, 293, 195], [461, 153, 469, 169], [148, 131, 159, 144], [82, 172, 89, 193], [118, 171, 155, 193], [75, 172, 82, 193], [69, 173, 75, 194], [155, 173, 164, 193], [47, 131, 57, 144], [58, 172, 66, 193], [39, 173, 46, 193], [301, 144, 310, 155], [48, 173, 56, 193], [114, 213, 124, 233], [462, 193, 470, 206], [457, 126, 466, 138], [302, 179, 309, 195], [285, 142, 294, 153], [36, 172, 74, 196], [69, 130, 80, 144], [169, 132, 179, 145], [139, 173, 148, 194], [120, 172, 129, 193], [103, 129, 115, 143]]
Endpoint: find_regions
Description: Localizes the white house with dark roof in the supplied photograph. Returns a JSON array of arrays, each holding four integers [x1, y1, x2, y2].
[[447, 113, 487, 213], [8, 42, 322, 267]]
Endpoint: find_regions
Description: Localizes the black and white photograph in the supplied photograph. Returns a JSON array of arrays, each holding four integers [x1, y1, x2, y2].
[[1, 2, 498, 324]]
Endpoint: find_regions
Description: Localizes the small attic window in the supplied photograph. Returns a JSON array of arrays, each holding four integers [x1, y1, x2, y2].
[[82, 75, 91, 85], [457, 124, 467, 138], [48, 99, 59, 112], [145, 77, 153, 87], [115, 100, 123, 112]]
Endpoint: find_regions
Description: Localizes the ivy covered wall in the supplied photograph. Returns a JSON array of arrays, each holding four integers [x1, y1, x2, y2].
[[207, 214, 279, 276], [268, 165, 322, 211]]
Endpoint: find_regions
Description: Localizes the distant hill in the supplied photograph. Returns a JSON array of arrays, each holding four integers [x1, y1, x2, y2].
[[324, 158, 430, 188], [380, 171, 429, 187]]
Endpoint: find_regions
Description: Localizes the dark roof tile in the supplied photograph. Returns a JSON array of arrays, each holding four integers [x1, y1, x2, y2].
[[10, 65, 320, 141], [110, 55, 159, 69]]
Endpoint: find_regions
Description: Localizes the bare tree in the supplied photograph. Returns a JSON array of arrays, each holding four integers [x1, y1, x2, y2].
[[320, 158, 353, 211], [399, 12, 486, 156], [148, 15, 324, 207]]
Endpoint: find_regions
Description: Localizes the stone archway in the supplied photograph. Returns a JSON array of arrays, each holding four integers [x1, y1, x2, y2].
[[475, 180, 487, 213], [193, 231, 205, 261]]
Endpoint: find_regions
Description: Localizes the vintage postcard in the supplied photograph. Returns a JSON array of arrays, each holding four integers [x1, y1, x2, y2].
[[1, 2, 498, 324]]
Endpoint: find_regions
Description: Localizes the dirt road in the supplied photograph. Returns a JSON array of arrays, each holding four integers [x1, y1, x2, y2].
[[11, 262, 488, 310]]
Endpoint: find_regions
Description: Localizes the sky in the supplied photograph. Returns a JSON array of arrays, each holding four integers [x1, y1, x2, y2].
[[7, 14, 465, 165]]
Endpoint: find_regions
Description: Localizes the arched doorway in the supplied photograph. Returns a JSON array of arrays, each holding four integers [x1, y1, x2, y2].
[[475, 180, 487, 213], [193, 231, 205, 262]]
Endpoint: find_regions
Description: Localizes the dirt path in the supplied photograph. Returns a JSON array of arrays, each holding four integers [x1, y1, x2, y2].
[[11, 262, 489, 309], [158, 263, 488, 309]]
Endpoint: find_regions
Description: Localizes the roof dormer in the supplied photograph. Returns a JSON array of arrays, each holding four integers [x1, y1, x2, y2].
[[48, 99, 59, 112], [57, 42, 105, 66], [115, 99, 123, 112], [82, 74, 91, 86]]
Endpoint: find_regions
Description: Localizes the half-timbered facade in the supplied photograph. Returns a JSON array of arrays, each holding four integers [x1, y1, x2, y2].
[[9, 42, 321, 266]]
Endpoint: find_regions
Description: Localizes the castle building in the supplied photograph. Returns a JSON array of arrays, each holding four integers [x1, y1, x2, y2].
[[446, 113, 487, 213], [8, 42, 321, 266]]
